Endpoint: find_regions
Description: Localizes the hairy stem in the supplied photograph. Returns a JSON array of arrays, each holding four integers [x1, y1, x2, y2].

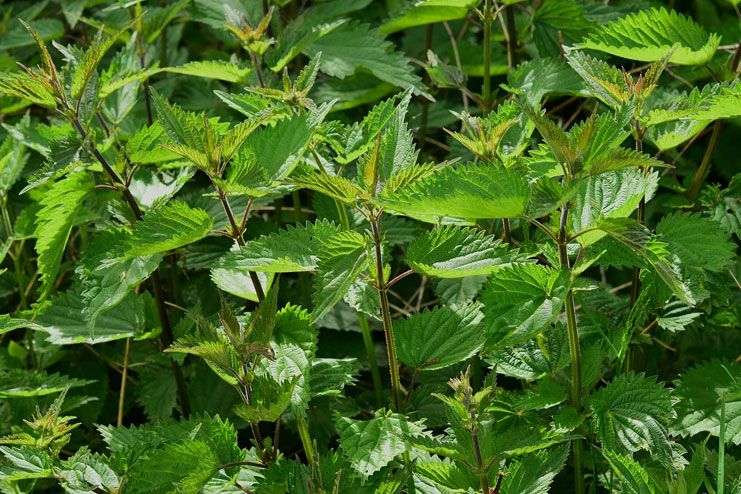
[[688, 120, 722, 203], [70, 115, 190, 417], [419, 24, 434, 150], [370, 213, 402, 411], [629, 122, 645, 308], [471, 412, 489, 494], [482, 0, 492, 113], [117, 337, 131, 426], [217, 189, 265, 302], [559, 205, 584, 494]]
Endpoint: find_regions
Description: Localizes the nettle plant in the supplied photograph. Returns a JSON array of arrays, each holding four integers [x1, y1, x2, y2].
[[0, 1, 738, 493]]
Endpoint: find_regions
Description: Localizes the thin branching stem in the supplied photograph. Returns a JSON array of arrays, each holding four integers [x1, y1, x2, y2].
[[559, 205, 584, 494]]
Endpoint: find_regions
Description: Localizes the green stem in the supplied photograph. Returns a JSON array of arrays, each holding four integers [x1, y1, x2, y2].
[[688, 120, 722, 203], [559, 206, 584, 494], [482, 0, 492, 114], [718, 394, 726, 494], [505, 4, 517, 68], [370, 213, 402, 412], [471, 416, 489, 494]]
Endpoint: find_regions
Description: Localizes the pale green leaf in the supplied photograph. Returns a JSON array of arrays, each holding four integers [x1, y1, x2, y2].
[[336, 410, 426, 477], [380, 0, 477, 34], [406, 226, 520, 278], [164, 60, 251, 82], [215, 220, 342, 273], [34, 172, 93, 299], [579, 7, 720, 65], [378, 163, 530, 222]]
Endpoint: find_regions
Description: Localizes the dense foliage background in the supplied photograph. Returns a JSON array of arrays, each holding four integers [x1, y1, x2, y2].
[[0, 0, 739, 492]]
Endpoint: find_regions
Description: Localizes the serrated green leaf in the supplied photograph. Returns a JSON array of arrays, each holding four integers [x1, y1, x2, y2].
[[0, 369, 92, 398], [501, 445, 568, 494], [406, 226, 521, 278], [31, 289, 148, 345], [118, 201, 213, 259], [77, 229, 162, 325], [565, 50, 630, 109], [572, 169, 659, 246], [34, 172, 93, 299], [672, 360, 740, 445], [378, 163, 529, 222], [71, 24, 128, 100], [579, 7, 720, 65], [0, 446, 53, 481], [656, 212, 735, 272], [481, 264, 567, 349], [395, 303, 484, 371], [588, 372, 676, 466], [602, 449, 655, 494], [380, 0, 476, 34], [58, 447, 120, 493], [504, 57, 589, 106], [311, 231, 368, 321], [164, 60, 251, 82], [125, 439, 220, 494], [215, 220, 341, 273], [336, 410, 427, 477]]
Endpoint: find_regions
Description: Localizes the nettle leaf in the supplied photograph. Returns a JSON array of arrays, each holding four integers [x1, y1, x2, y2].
[[124, 439, 220, 493], [0, 71, 57, 110], [595, 218, 694, 306], [504, 57, 589, 106], [32, 289, 147, 345], [215, 220, 341, 273], [644, 81, 741, 126], [304, 21, 429, 98], [77, 229, 162, 325], [312, 231, 369, 321], [405, 226, 520, 278], [380, 0, 476, 34], [395, 303, 485, 371], [602, 449, 655, 494], [0, 446, 53, 481], [378, 163, 529, 222], [481, 264, 568, 349], [565, 50, 630, 109], [71, 23, 128, 100], [672, 360, 740, 445], [656, 212, 736, 272], [500, 445, 569, 494], [290, 168, 365, 205], [58, 447, 120, 493], [587, 373, 676, 466], [324, 91, 408, 163], [336, 410, 427, 477], [0, 369, 92, 398], [164, 60, 251, 82], [242, 109, 327, 181], [486, 326, 569, 380], [579, 7, 720, 65], [34, 172, 93, 299], [118, 201, 213, 259], [571, 169, 659, 246], [308, 358, 359, 398], [0, 134, 29, 197]]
